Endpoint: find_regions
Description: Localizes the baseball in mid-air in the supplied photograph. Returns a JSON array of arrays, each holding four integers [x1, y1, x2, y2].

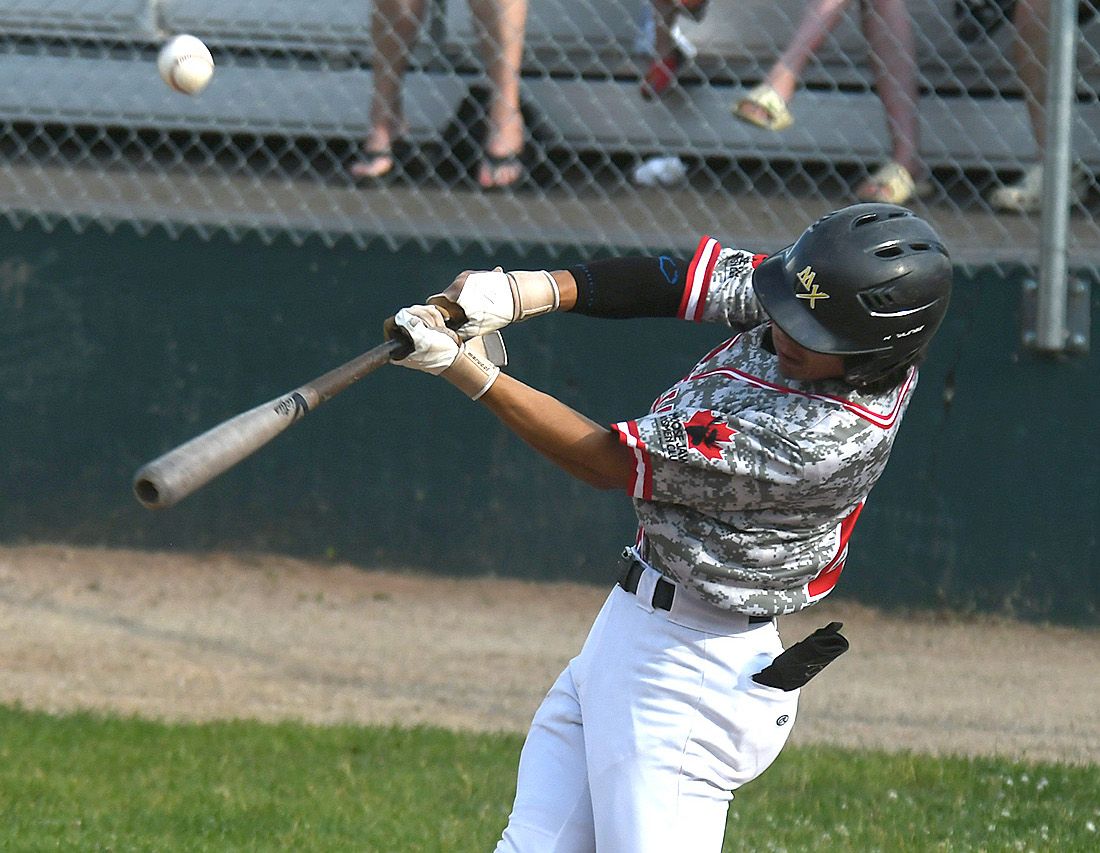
[[157, 34, 215, 96]]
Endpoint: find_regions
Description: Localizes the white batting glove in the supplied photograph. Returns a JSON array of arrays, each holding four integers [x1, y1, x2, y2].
[[390, 305, 460, 374], [389, 305, 502, 400], [429, 267, 560, 337]]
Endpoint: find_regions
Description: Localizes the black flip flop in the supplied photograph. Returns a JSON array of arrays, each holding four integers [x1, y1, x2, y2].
[[478, 151, 526, 190], [348, 139, 420, 185], [953, 0, 1015, 42]]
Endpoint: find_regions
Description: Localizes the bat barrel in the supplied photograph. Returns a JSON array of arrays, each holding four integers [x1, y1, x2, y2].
[[132, 457, 200, 511], [132, 391, 314, 509], [131, 336, 463, 510]]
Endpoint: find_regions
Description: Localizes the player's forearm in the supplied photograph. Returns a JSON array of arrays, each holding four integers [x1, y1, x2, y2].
[[521, 258, 691, 319], [566, 256, 688, 318], [549, 269, 577, 311], [478, 373, 634, 491]]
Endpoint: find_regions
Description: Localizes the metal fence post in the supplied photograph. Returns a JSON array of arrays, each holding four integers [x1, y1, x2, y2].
[[1035, 0, 1084, 353]]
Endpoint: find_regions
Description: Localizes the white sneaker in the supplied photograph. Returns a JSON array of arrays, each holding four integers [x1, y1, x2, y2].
[[633, 12, 698, 60], [670, 24, 698, 61], [990, 161, 1089, 213]]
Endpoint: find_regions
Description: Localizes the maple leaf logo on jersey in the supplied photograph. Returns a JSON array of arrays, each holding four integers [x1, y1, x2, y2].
[[683, 410, 737, 461]]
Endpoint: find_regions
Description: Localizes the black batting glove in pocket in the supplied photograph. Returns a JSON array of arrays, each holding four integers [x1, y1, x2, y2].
[[752, 622, 849, 691]]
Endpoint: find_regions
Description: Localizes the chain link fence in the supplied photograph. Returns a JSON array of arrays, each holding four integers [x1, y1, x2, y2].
[[0, 0, 1097, 272]]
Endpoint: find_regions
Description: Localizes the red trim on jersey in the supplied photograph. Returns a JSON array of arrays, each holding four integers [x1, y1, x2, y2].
[[650, 387, 678, 414], [750, 253, 768, 269], [685, 365, 916, 429], [612, 420, 653, 500], [678, 236, 721, 322], [650, 335, 743, 415], [807, 502, 864, 599], [699, 333, 742, 364]]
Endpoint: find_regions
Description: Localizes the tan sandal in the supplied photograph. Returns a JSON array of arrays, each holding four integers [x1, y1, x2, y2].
[[855, 161, 931, 205], [731, 83, 793, 132]]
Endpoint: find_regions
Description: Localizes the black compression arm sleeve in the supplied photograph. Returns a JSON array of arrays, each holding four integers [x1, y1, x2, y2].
[[569, 256, 691, 318]]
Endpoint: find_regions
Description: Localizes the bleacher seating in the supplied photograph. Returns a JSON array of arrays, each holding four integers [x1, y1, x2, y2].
[[0, 0, 1095, 165], [0, 0, 1097, 169], [0, 0, 1097, 259]]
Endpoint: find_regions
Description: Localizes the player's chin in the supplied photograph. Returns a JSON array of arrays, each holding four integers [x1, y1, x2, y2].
[[776, 355, 806, 379]]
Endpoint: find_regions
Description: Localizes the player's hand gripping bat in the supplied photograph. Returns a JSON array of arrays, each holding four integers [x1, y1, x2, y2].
[[133, 301, 500, 510]]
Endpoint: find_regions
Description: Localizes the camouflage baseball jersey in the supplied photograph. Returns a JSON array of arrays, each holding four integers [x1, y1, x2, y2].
[[611, 237, 917, 616]]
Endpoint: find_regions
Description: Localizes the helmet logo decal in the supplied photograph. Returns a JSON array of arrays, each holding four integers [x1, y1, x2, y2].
[[883, 324, 926, 342], [795, 265, 830, 308]]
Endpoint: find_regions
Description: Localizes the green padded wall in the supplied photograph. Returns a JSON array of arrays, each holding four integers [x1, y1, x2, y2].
[[1, 222, 1096, 622]]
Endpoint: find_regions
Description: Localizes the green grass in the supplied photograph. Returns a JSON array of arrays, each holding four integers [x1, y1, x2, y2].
[[0, 705, 1097, 852]]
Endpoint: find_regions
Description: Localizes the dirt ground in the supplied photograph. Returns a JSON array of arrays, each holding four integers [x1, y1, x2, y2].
[[1, 544, 1097, 766]]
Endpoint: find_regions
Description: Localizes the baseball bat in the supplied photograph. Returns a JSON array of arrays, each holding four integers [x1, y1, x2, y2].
[[133, 300, 483, 510], [133, 337, 409, 510]]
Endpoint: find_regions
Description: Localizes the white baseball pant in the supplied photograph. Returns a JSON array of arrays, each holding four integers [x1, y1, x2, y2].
[[495, 564, 799, 852]]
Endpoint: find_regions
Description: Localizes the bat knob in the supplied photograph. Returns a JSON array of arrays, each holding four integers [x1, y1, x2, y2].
[[381, 313, 415, 361]]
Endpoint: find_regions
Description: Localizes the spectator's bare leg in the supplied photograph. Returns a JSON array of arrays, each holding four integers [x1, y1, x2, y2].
[[469, 0, 528, 188], [989, 0, 1076, 209], [642, 0, 699, 99], [1013, 0, 1049, 153], [651, 0, 680, 60], [861, 0, 922, 180], [352, 0, 428, 179], [756, 0, 852, 112]]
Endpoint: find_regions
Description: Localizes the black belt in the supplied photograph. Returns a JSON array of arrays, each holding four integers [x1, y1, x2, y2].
[[617, 555, 773, 624]]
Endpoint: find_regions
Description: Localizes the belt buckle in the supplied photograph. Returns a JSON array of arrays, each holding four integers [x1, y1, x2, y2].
[[617, 548, 635, 585]]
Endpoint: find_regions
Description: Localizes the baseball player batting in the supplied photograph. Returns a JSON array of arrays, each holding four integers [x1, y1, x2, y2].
[[387, 203, 952, 852]]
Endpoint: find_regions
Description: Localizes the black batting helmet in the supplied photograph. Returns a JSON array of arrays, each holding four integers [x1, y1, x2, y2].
[[752, 203, 952, 388]]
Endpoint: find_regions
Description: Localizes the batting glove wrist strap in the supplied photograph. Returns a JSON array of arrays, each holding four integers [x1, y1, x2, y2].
[[507, 270, 560, 322], [430, 269, 559, 337], [442, 345, 501, 400]]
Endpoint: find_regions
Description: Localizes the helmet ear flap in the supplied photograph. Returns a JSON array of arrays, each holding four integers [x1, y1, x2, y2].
[[843, 343, 926, 390]]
